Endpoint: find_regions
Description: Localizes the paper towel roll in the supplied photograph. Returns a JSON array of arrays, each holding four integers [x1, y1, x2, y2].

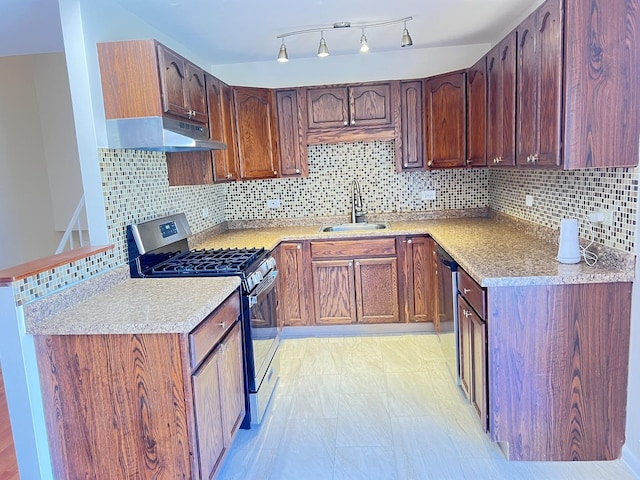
[[557, 218, 581, 264]]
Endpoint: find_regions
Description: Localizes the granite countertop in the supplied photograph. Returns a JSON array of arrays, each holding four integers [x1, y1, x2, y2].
[[195, 217, 634, 287], [27, 276, 241, 335]]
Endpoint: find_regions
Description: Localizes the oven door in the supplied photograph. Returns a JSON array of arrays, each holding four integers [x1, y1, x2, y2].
[[246, 270, 280, 393]]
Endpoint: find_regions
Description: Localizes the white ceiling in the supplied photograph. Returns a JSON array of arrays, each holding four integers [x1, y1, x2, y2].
[[0, 0, 540, 63]]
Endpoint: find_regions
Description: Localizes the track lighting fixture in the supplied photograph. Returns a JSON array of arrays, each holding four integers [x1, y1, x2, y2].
[[401, 20, 413, 47], [276, 16, 413, 62], [277, 39, 289, 62], [360, 29, 369, 53], [317, 32, 329, 57]]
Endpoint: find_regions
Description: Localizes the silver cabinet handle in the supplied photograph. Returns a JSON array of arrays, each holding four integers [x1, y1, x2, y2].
[[295, 169, 300, 174], [343, 120, 348, 126], [463, 309, 472, 318], [356, 261, 360, 267], [217, 322, 226, 329], [273, 171, 278, 176], [349, 261, 353, 267], [404, 163, 408, 167], [351, 120, 356, 125], [297, 244, 301, 250], [407, 239, 413, 244], [463, 288, 471, 294]]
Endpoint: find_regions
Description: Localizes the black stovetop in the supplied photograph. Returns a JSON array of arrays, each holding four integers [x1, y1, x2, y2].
[[147, 247, 265, 276]]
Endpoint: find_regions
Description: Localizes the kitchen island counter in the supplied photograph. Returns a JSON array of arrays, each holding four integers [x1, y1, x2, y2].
[[26, 275, 240, 335], [195, 216, 634, 287]]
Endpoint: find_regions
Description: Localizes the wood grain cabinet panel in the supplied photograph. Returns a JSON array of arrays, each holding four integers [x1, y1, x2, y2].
[[466, 56, 487, 167], [276, 89, 308, 177], [399, 236, 435, 324], [486, 34, 517, 167], [312, 259, 357, 324], [306, 87, 350, 129], [35, 291, 244, 479], [275, 242, 312, 326], [349, 84, 393, 127], [396, 80, 425, 171], [354, 257, 399, 323], [234, 87, 279, 180], [424, 71, 467, 168], [516, 0, 563, 167]]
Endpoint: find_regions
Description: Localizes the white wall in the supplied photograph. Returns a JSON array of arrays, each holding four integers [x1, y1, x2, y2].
[[0, 55, 61, 269]]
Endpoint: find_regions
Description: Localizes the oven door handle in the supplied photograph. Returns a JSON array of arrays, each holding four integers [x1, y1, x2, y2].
[[248, 270, 278, 307]]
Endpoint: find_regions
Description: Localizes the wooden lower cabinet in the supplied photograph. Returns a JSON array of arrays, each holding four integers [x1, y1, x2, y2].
[[399, 236, 436, 324], [35, 291, 244, 479], [310, 238, 400, 325], [274, 241, 312, 326]]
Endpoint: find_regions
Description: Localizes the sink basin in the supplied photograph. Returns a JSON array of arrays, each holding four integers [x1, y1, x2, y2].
[[319, 223, 388, 233]]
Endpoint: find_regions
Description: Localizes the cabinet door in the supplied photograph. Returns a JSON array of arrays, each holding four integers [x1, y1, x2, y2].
[[234, 87, 279, 179], [354, 257, 400, 323], [471, 313, 488, 432], [192, 347, 225, 480], [278, 242, 311, 326], [276, 89, 308, 177], [466, 56, 487, 167], [312, 259, 357, 324], [213, 83, 240, 182], [306, 87, 349, 129], [397, 81, 425, 171], [184, 61, 208, 123], [487, 34, 516, 167], [403, 237, 435, 323], [516, 14, 538, 166], [425, 72, 467, 168], [458, 295, 472, 399], [166, 150, 213, 186], [349, 84, 393, 127], [218, 323, 245, 446], [158, 45, 189, 119]]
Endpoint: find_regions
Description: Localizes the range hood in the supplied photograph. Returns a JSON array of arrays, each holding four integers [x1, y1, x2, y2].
[[105, 116, 226, 152]]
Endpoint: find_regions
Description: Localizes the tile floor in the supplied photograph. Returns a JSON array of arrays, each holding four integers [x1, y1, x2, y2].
[[217, 333, 637, 480]]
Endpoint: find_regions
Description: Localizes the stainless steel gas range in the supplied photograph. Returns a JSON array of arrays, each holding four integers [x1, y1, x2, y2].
[[126, 213, 280, 427]]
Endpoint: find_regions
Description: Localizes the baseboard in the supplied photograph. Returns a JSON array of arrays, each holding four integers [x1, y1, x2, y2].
[[622, 445, 640, 477], [282, 321, 453, 338]]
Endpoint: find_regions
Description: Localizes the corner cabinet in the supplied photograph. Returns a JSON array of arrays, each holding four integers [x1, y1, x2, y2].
[[212, 79, 240, 182], [424, 72, 467, 168], [35, 290, 245, 480], [310, 238, 400, 325], [234, 87, 279, 180]]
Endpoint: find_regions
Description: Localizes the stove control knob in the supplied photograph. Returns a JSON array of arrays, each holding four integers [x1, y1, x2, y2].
[[265, 257, 276, 271]]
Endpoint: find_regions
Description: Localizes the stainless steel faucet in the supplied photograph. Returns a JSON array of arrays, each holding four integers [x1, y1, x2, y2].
[[351, 179, 366, 223]]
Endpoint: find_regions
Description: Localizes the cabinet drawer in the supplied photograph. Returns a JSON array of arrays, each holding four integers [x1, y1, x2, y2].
[[458, 269, 486, 318], [310, 238, 396, 259], [189, 290, 241, 369]]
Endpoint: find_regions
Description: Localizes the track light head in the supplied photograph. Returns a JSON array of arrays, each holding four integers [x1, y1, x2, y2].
[[277, 41, 289, 62], [317, 34, 329, 57], [360, 29, 369, 53], [401, 21, 413, 47]]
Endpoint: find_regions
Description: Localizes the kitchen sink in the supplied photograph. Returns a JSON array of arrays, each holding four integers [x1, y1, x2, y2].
[[319, 223, 389, 233]]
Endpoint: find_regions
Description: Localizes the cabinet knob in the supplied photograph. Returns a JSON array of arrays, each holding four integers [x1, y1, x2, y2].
[[349, 261, 353, 267], [531, 154, 538, 163], [404, 163, 408, 168], [217, 322, 227, 329], [466, 160, 472, 166], [297, 244, 301, 250], [343, 121, 348, 126], [351, 120, 356, 125], [226, 173, 233, 178], [463, 309, 472, 318], [463, 288, 471, 294], [407, 239, 413, 244], [427, 160, 433, 167], [356, 261, 360, 267], [295, 169, 300, 174], [273, 171, 278, 176]]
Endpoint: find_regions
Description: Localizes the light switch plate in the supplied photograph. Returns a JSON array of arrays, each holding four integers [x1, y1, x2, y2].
[[525, 195, 534, 207], [266, 199, 281, 208]]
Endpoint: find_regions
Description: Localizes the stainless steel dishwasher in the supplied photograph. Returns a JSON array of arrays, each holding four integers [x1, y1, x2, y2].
[[435, 245, 460, 384]]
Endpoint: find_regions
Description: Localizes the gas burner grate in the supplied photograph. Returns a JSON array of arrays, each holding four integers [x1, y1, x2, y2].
[[149, 247, 265, 276]]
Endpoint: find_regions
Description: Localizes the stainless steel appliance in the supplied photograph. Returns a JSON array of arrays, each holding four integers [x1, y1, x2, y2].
[[126, 213, 280, 427], [435, 245, 459, 384]]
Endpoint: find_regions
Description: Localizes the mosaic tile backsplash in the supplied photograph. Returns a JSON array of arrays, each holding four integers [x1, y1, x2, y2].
[[227, 142, 489, 219], [12, 142, 638, 305]]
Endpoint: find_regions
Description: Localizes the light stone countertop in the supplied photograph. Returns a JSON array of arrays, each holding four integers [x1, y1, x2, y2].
[[196, 217, 634, 287], [27, 276, 241, 335]]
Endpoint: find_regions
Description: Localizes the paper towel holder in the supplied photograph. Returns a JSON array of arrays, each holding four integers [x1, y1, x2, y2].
[[557, 218, 581, 264]]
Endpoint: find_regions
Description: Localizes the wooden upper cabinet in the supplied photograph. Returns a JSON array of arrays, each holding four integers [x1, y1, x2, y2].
[[304, 82, 398, 144], [486, 33, 516, 167], [396, 80, 425, 171], [562, 0, 638, 169], [516, 0, 563, 167], [276, 89, 308, 177], [157, 44, 207, 123], [466, 57, 487, 167], [306, 87, 350, 129], [211, 80, 240, 182], [424, 71, 467, 169], [234, 87, 279, 180]]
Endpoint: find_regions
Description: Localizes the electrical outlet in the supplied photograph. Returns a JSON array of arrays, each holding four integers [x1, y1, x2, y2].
[[525, 195, 534, 207], [266, 199, 281, 209], [598, 208, 613, 227], [202, 207, 209, 218], [421, 190, 436, 201]]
